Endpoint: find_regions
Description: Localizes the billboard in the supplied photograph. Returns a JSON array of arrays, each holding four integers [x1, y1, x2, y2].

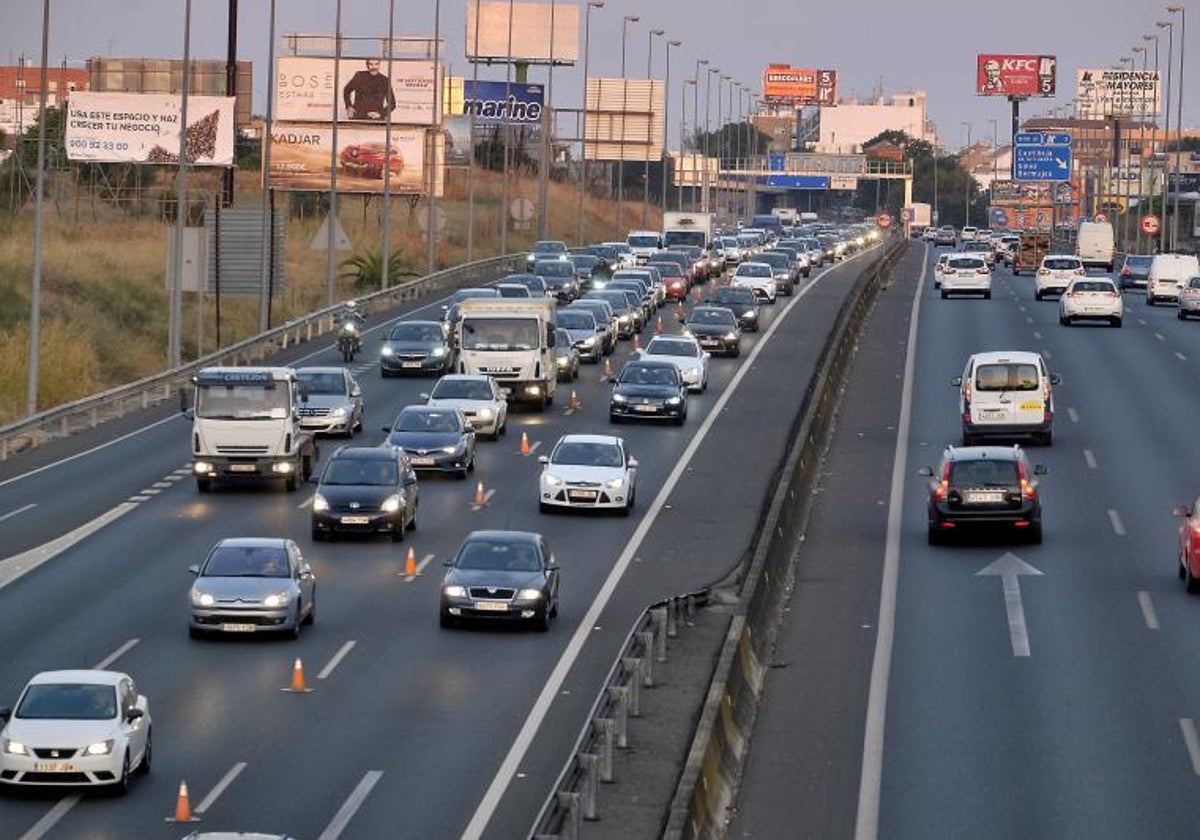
[[761, 65, 837, 107], [466, 2, 580, 64], [275, 56, 440, 125], [66, 91, 235, 165], [445, 79, 544, 123], [267, 124, 429, 193], [584, 78, 665, 162], [990, 180, 1052, 206], [976, 54, 1056, 97], [1076, 68, 1160, 118], [669, 152, 718, 187]]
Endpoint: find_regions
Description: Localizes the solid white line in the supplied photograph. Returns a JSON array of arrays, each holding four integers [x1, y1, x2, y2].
[[0, 502, 137, 592], [1067, 407, 1080, 424], [854, 244, 925, 840], [0, 503, 35, 522], [1033, 331, 1043, 340], [18, 796, 80, 840], [1138, 591, 1160, 631], [194, 761, 247, 814], [93, 638, 139, 670], [471, 244, 882, 840], [1177, 352, 1188, 361], [318, 641, 357, 680], [1084, 449, 1098, 470], [1108, 509, 1127, 537], [318, 770, 384, 840], [1155, 332, 1166, 341], [1181, 719, 1200, 776]]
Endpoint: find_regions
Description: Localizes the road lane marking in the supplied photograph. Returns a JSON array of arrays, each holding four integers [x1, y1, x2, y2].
[[1181, 719, 1200, 775], [1067, 407, 1080, 424], [0, 503, 35, 522], [403, 553, 436, 581], [318, 770, 384, 840], [1108, 509, 1127, 536], [318, 641, 357, 680], [1138, 318, 1147, 325], [1033, 331, 1042, 339], [1138, 591, 1160, 630], [128, 495, 152, 502], [151, 481, 172, 489], [0, 502, 137, 592], [194, 762, 247, 814], [529, 441, 542, 455], [18, 796, 80, 840], [1156, 332, 1166, 341], [1177, 352, 1188, 361], [977, 554, 1042, 658], [470, 243, 885, 840], [854, 244, 926, 840], [1084, 449, 1098, 470], [471, 488, 496, 511], [1026, 316, 1034, 324], [93, 638, 139, 670]]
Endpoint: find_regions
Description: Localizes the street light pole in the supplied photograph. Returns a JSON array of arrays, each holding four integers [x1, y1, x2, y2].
[[733, 83, 743, 220], [578, 0, 603, 245], [26, 0, 50, 415], [1117, 55, 1134, 252], [1168, 4, 1186, 251], [716, 74, 727, 222], [1144, 33, 1160, 251], [682, 77, 695, 212], [642, 28, 664, 228], [961, 121, 972, 228], [1157, 18, 1174, 253], [617, 14, 639, 238], [662, 39, 680, 214], [692, 59, 707, 211], [705, 66, 718, 214]]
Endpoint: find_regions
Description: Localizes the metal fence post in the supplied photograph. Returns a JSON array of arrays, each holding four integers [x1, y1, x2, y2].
[[637, 631, 655, 686], [593, 717, 615, 782], [621, 657, 643, 716], [579, 753, 600, 820], [666, 598, 678, 638], [556, 791, 580, 840], [652, 607, 668, 662], [606, 686, 630, 748]]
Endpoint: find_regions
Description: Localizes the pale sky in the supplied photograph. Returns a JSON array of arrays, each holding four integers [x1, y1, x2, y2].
[[5, 0, 1195, 150]]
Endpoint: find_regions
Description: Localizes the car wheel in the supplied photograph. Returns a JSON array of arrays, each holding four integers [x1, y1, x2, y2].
[[196, 477, 212, 493], [188, 626, 204, 640], [983, 292, 991, 300], [940, 290, 948, 299], [534, 607, 552, 632], [927, 526, 944, 546], [610, 413, 621, 424], [139, 729, 152, 775], [1147, 295, 1155, 306], [311, 527, 325, 542], [1113, 317, 1122, 328], [439, 609, 455, 629], [289, 602, 302, 639], [1179, 310, 1187, 320], [285, 472, 299, 492], [467, 453, 476, 473], [391, 520, 405, 542], [304, 590, 316, 625], [1059, 314, 1067, 326], [406, 504, 417, 531], [1037, 429, 1053, 446], [1180, 551, 1188, 581], [962, 432, 976, 447], [539, 501, 552, 514], [1028, 522, 1044, 545], [673, 414, 686, 426], [1035, 291, 1043, 301], [1187, 562, 1200, 595]]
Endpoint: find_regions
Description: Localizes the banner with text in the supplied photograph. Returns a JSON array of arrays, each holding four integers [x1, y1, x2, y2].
[[761, 65, 837, 107], [267, 124, 432, 194], [66, 92, 235, 165], [275, 56, 440, 125], [444, 79, 545, 124], [1076, 68, 1160, 118], [976, 54, 1056, 97]]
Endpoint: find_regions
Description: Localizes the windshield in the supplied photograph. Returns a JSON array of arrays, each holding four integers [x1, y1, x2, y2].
[[649, 262, 681, 278], [691, 308, 736, 325], [569, 255, 599, 269], [461, 317, 540, 351], [455, 540, 541, 571], [720, 237, 740, 248], [663, 230, 707, 249], [196, 383, 291, 420], [628, 234, 660, 248], [737, 264, 773, 277], [296, 372, 346, 395], [322, 458, 398, 486], [558, 311, 596, 329], [533, 242, 566, 255], [974, 363, 1040, 392], [535, 261, 575, 278], [203, 544, 290, 578], [620, 365, 678, 386], [1126, 256, 1153, 268], [453, 289, 498, 302], [712, 287, 753, 302], [647, 339, 699, 357], [388, 323, 444, 342], [432, 379, 494, 400], [498, 286, 532, 298], [949, 459, 1019, 486], [552, 441, 625, 467], [16, 684, 118, 720], [395, 410, 461, 433]]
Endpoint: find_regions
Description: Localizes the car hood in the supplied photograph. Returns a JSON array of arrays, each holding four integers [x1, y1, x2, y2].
[[192, 577, 296, 601], [3, 717, 122, 747], [302, 394, 351, 410], [563, 327, 599, 343], [544, 463, 627, 484], [383, 340, 444, 353], [645, 353, 703, 369], [613, 383, 680, 399], [687, 322, 735, 335], [386, 430, 465, 450], [316, 484, 399, 506], [426, 397, 498, 413], [444, 568, 546, 589]]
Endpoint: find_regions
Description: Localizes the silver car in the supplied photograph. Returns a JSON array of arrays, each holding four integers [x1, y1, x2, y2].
[[188, 538, 316, 639], [423, 374, 508, 439], [295, 367, 363, 437]]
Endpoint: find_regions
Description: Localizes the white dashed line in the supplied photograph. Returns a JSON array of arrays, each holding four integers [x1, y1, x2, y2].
[[129, 495, 152, 502], [1177, 352, 1188, 361], [151, 481, 172, 489], [1181, 719, 1200, 776], [1026, 316, 1034, 324], [318, 771, 384, 840], [1138, 591, 1160, 630], [1155, 332, 1166, 341], [0, 503, 35, 523], [1033, 331, 1043, 340], [1138, 318, 1147, 326], [529, 441, 542, 455], [195, 762, 248, 814], [18, 796, 80, 840], [1108, 509, 1126, 537], [318, 641, 357, 680], [140, 488, 161, 496], [1067, 407, 1080, 424], [93, 638, 139, 670], [1084, 449, 1098, 470]]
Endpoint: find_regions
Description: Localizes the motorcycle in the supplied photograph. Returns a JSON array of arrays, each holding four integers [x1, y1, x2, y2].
[[338, 320, 361, 363]]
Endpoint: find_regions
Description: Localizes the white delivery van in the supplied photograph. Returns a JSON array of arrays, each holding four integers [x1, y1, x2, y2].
[[952, 351, 1060, 447], [1076, 221, 1116, 271], [1147, 253, 1200, 306]]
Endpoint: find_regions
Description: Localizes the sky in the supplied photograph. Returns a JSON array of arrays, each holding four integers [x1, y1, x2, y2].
[[5, 0, 1196, 151]]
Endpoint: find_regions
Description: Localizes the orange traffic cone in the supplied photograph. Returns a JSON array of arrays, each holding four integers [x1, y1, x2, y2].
[[404, 547, 418, 577], [166, 779, 198, 823], [473, 480, 487, 508], [568, 390, 581, 412], [603, 357, 613, 380], [520, 429, 531, 455], [655, 315, 663, 333], [282, 657, 312, 693]]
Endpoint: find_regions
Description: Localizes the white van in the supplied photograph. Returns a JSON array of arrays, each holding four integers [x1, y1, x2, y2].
[[1147, 253, 1200, 306], [952, 351, 1060, 446], [1076, 221, 1116, 271]]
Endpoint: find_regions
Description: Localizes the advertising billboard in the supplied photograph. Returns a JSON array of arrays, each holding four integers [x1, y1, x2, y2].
[[466, 2, 580, 64], [1076, 68, 1160, 118], [584, 78, 665, 162], [976, 54, 1056, 97], [275, 56, 440, 125], [446, 79, 545, 124], [990, 180, 1051, 206], [267, 124, 429, 194], [761, 65, 837, 107], [65, 91, 235, 165]]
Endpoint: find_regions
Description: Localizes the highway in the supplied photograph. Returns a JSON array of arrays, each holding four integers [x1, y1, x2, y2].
[[0, 241, 888, 839], [732, 244, 1200, 839]]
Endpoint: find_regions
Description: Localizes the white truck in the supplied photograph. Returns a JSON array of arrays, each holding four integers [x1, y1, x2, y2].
[[906, 202, 932, 233], [455, 298, 558, 409], [627, 230, 663, 264], [186, 366, 319, 492], [662, 212, 719, 275], [770, 207, 799, 225]]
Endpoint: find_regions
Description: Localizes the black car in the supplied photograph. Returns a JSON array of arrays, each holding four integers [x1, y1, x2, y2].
[[567, 254, 603, 286], [500, 273, 551, 298], [1118, 254, 1152, 290], [705, 286, 761, 331], [439, 530, 559, 630], [682, 305, 741, 357], [585, 290, 641, 336], [533, 259, 580, 302], [585, 244, 619, 277], [556, 307, 604, 362], [441, 288, 500, 337], [382, 406, 476, 478], [919, 445, 1047, 545], [311, 446, 419, 542], [380, 320, 453, 377], [609, 359, 688, 425]]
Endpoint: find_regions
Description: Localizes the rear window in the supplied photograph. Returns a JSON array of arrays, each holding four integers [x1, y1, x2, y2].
[[948, 258, 985, 270], [1044, 258, 1081, 270], [974, 363, 1040, 392], [949, 459, 1019, 486], [1073, 281, 1115, 292], [1188, 277, 1200, 290]]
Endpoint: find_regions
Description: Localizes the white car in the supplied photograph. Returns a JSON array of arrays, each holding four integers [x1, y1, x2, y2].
[[538, 434, 638, 515], [1034, 255, 1085, 300], [960, 225, 979, 243], [952, 350, 1059, 446], [933, 253, 953, 288], [424, 374, 507, 439], [1059, 277, 1123, 327], [729, 262, 778, 303], [640, 335, 709, 392], [1178, 276, 1200, 319], [940, 255, 991, 299], [0, 670, 151, 792]]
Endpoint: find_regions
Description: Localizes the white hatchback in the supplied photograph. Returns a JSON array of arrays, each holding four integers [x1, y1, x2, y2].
[[640, 335, 710, 392], [538, 434, 638, 515], [940, 255, 992, 299], [424, 374, 508, 439], [933, 253, 953, 289], [1059, 277, 1123, 327], [1035, 255, 1085, 300]]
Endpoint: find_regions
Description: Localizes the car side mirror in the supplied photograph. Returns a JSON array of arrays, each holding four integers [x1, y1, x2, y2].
[[537, 455, 549, 465], [628, 457, 639, 469], [351, 388, 362, 398], [546, 557, 559, 569], [1048, 373, 1062, 385], [299, 563, 313, 578], [1174, 506, 1191, 517], [1033, 465, 1048, 475], [950, 376, 963, 387], [442, 558, 454, 568], [126, 708, 144, 722], [188, 564, 200, 575], [382, 426, 392, 433], [916, 466, 934, 477], [419, 393, 430, 401]]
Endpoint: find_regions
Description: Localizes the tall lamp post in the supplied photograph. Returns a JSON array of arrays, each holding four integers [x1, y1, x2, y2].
[[578, 0, 603, 245], [705, 65, 719, 214], [1168, 4, 1186, 251], [682, 76, 695, 212], [692, 59, 708, 211], [617, 14, 639, 237], [716, 74, 728, 221], [1117, 55, 1134, 252], [1157, 18, 1174, 253], [642, 28, 664, 228], [661, 39, 680, 213], [1143, 32, 1160, 251], [27, 0, 51, 415], [961, 121, 972, 228], [1134, 43, 1150, 245]]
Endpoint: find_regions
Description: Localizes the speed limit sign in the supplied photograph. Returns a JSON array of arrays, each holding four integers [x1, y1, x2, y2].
[[1094, 212, 1108, 224], [1142, 214, 1161, 236], [876, 212, 893, 229]]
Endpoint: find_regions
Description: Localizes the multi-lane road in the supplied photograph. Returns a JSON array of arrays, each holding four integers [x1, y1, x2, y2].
[[733, 243, 1200, 838], [0, 240, 889, 839]]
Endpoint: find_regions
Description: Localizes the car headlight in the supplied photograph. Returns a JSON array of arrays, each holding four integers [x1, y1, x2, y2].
[[443, 585, 467, 598], [618, 314, 630, 323], [2, 739, 28, 756], [381, 346, 394, 356], [517, 588, 544, 601], [263, 592, 289, 608], [312, 493, 329, 512], [666, 396, 682, 406], [191, 590, 215, 607], [724, 331, 738, 341], [682, 328, 694, 337], [556, 356, 568, 367], [381, 494, 403, 513], [329, 406, 347, 418], [431, 346, 447, 358], [743, 310, 756, 318], [442, 444, 460, 454], [605, 476, 625, 489], [84, 739, 114, 756], [544, 474, 563, 487], [581, 336, 596, 347], [612, 393, 627, 403], [477, 408, 494, 421]]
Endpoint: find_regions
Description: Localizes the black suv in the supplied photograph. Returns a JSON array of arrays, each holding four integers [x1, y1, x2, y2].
[[919, 445, 1047, 544], [311, 446, 419, 542]]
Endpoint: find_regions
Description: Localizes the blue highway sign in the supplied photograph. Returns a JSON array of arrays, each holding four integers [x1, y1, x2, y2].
[[1014, 132, 1072, 147], [1014, 132, 1072, 182]]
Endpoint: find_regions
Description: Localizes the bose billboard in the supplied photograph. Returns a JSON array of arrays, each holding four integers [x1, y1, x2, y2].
[[760, 65, 837, 107], [976, 54, 1057, 97], [66, 91, 235, 165], [1076, 68, 1160, 117], [275, 56, 440, 125]]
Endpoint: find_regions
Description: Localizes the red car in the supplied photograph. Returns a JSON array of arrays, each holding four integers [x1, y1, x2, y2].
[[650, 261, 687, 301], [339, 143, 404, 180], [1175, 500, 1200, 591]]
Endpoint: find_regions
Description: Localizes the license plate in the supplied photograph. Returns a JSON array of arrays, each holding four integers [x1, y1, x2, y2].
[[402, 361, 423, 368], [340, 516, 370, 525], [411, 457, 435, 466], [980, 408, 1008, 419], [221, 623, 255, 632], [634, 404, 659, 413], [474, 600, 508, 612], [1019, 401, 1043, 411], [34, 761, 75, 772], [229, 464, 257, 473], [965, 491, 1005, 504], [568, 490, 599, 501]]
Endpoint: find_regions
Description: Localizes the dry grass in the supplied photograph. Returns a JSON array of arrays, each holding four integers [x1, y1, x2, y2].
[[0, 167, 657, 424]]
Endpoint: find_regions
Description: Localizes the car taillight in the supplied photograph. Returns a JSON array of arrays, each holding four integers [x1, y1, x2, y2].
[[978, 268, 989, 275], [1017, 463, 1036, 500], [1121, 267, 1131, 277], [1076, 268, 1085, 275], [1039, 269, 1050, 276], [944, 268, 957, 275], [934, 464, 950, 500], [1108, 290, 1120, 298]]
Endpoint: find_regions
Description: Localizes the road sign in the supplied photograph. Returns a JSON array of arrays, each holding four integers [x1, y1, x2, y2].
[[509, 197, 535, 222], [1014, 132, 1071, 147], [1142, 214, 1161, 235], [1014, 144, 1072, 183], [1094, 212, 1107, 224], [876, 212, 893, 228], [990, 207, 1010, 227], [902, 207, 914, 222]]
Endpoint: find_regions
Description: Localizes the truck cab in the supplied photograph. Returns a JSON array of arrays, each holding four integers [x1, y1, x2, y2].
[[627, 230, 663, 264], [455, 298, 558, 409]]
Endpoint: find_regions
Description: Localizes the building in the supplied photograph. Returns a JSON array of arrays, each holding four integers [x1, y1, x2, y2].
[[812, 90, 935, 154], [87, 58, 253, 129], [0, 64, 90, 143], [750, 114, 796, 155]]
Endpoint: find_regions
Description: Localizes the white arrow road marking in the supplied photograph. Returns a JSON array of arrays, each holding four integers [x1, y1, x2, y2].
[[977, 553, 1044, 657], [0, 502, 137, 592], [318, 770, 383, 840]]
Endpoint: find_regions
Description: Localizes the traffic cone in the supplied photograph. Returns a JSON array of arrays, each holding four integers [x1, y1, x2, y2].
[[166, 779, 198, 823], [655, 315, 663, 333], [520, 430, 531, 455], [281, 657, 312, 693], [675, 300, 684, 319], [404, 547, 418, 577], [603, 357, 613, 380], [568, 390, 581, 412], [473, 480, 487, 508], [633, 334, 642, 351]]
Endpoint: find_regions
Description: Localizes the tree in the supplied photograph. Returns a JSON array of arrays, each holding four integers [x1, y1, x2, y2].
[[853, 129, 985, 227]]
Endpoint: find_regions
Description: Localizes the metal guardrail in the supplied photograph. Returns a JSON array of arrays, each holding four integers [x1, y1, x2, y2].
[[0, 253, 527, 461]]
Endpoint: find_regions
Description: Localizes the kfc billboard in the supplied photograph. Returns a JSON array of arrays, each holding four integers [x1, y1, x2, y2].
[[976, 54, 1057, 98], [761, 65, 837, 107]]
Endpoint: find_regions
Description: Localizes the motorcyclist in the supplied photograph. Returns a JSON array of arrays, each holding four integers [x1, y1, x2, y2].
[[338, 300, 366, 356]]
